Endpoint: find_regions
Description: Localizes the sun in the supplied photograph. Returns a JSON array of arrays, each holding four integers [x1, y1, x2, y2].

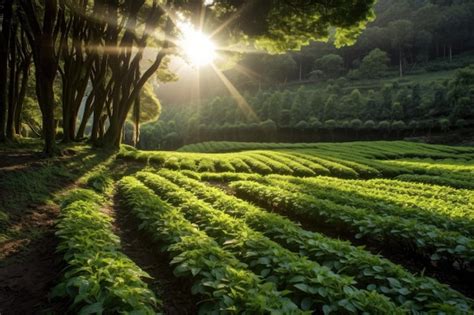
[[178, 23, 217, 67]]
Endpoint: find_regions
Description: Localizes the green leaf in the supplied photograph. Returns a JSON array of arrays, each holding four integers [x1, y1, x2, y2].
[[430, 253, 441, 261], [78, 302, 104, 315], [322, 305, 331, 315], [294, 283, 309, 293], [301, 297, 313, 311]]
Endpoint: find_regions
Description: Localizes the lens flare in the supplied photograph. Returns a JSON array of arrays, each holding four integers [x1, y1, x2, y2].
[[179, 23, 216, 67]]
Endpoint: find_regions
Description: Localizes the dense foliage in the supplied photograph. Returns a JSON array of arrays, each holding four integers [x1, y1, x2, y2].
[[143, 65, 474, 149], [42, 140, 474, 313], [53, 189, 159, 314], [144, 0, 474, 149], [0, 0, 376, 154]]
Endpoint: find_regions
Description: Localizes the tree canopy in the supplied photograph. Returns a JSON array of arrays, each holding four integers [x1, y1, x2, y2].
[[0, 0, 377, 155]]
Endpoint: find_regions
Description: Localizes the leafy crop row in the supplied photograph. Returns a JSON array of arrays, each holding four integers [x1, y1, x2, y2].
[[178, 141, 474, 158], [395, 173, 474, 190], [53, 189, 159, 314], [334, 177, 472, 204], [137, 171, 402, 314], [160, 169, 474, 313], [119, 146, 359, 177], [230, 180, 474, 269], [267, 175, 474, 237], [118, 176, 301, 314]]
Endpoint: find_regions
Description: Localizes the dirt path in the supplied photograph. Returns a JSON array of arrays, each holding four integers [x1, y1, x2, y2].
[[111, 193, 200, 314], [0, 231, 67, 314], [0, 147, 110, 314]]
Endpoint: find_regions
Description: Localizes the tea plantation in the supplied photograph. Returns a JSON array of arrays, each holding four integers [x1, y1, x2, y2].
[[46, 141, 474, 313]]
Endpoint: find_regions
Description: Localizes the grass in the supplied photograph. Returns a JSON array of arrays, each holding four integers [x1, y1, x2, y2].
[[0, 140, 115, 264]]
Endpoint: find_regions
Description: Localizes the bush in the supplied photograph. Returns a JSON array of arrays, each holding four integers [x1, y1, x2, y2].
[[259, 119, 277, 133], [377, 120, 390, 131], [295, 120, 310, 130], [346, 69, 361, 80], [338, 120, 349, 129], [359, 48, 389, 79], [363, 120, 375, 129], [391, 120, 407, 130], [324, 119, 337, 129], [60, 189, 103, 208], [350, 119, 363, 129], [87, 173, 113, 193], [408, 120, 418, 130], [309, 118, 323, 130], [438, 118, 450, 131]]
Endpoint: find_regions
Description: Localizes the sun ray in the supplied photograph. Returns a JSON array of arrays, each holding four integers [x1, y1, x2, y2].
[[231, 63, 264, 82], [209, 0, 255, 39], [210, 63, 259, 122], [216, 45, 264, 55]]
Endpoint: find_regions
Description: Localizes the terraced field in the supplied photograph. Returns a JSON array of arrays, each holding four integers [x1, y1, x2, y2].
[[53, 141, 474, 313]]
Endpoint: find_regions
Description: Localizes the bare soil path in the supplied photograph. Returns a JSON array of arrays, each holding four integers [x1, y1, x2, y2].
[[111, 193, 201, 314], [0, 146, 111, 314]]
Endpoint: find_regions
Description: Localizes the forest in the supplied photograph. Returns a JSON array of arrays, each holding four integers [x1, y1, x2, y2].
[[1, 0, 474, 314], [142, 0, 474, 149]]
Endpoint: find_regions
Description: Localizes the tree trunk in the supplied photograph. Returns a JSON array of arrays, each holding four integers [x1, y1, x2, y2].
[[15, 54, 31, 135], [61, 61, 73, 143], [133, 93, 140, 147], [98, 48, 167, 149], [99, 113, 123, 149], [20, 0, 60, 155], [0, 0, 13, 142], [34, 29, 59, 156], [76, 92, 94, 140], [449, 44, 452, 63], [6, 22, 18, 140], [36, 72, 57, 156]]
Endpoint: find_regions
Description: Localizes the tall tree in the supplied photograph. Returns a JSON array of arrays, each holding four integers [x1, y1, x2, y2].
[[388, 19, 414, 77], [19, 0, 64, 155], [0, 0, 13, 142]]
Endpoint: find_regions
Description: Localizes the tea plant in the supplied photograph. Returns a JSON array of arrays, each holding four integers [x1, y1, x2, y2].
[[53, 189, 159, 314]]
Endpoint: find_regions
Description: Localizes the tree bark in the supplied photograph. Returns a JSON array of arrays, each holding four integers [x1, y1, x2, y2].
[[132, 92, 140, 147], [14, 39, 31, 135], [20, 0, 60, 156], [0, 0, 13, 142], [6, 22, 18, 140], [76, 92, 94, 140]]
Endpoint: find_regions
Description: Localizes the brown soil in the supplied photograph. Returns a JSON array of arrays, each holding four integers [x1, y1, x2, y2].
[[0, 205, 58, 261], [0, 151, 39, 172], [0, 150, 76, 314], [112, 193, 201, 314], [0, 232, 67, 315]]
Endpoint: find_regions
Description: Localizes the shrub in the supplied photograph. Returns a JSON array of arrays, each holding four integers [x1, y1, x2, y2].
[[324, 119, 337, 129], [377, 120, 390, 131], [363, 120, 375, 129], [438, 118, 450, 131], [87, 173, 113, 193], [408, 120, 418, 130], [295, 120, 310, 130], [350, 119, 363, 129], [391, 120, 407, 130]]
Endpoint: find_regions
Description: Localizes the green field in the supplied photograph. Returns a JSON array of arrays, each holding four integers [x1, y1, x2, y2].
[[15, 140, 465, 314]]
